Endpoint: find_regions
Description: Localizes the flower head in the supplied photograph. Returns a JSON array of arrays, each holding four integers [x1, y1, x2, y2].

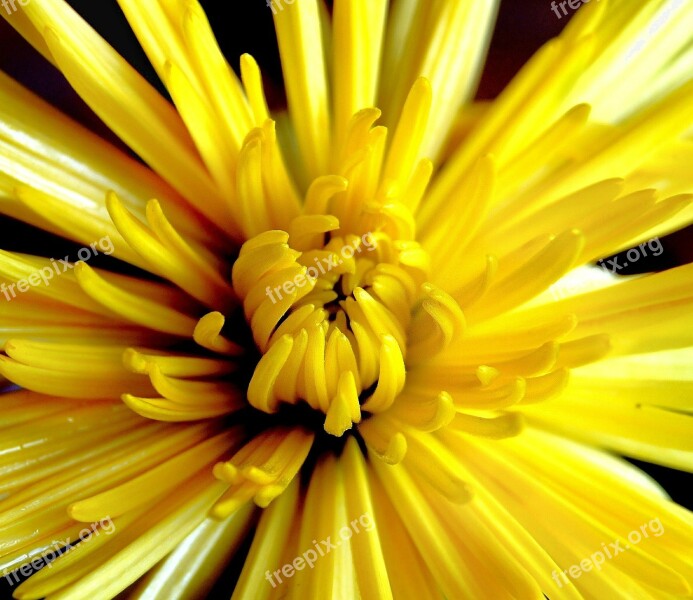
[[1, 0, 692, 598]]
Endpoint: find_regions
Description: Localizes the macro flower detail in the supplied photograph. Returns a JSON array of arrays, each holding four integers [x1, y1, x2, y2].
[[1, 0, 692, 599]]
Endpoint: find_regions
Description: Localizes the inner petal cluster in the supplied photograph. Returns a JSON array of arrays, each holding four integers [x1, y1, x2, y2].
[[233, 226, 437, 436]]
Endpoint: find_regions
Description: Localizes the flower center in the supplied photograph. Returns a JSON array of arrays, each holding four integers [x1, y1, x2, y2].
[[232, 226, 436, 436], [225, 91, 467, 438]]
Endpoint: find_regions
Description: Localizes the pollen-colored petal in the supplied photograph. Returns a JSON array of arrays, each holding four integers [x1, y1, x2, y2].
[[370, 458, 482, 598], [272, 0, 331, 183], [107, 192, 236, 311], [123, 348, 236, 378], [563, 0, 693, 122], [29, 472, 227, 600], [125, 507, 256, 600], [332, 0, 387, 149], [382, 77, 432, 194], [68, 430, 238, 522], [361, 335, 406, 413], [324, 371, 360, 436], [163, 60, 239, 204], [181, 3, 255, 151], [230, 477, 300, 599], [74, 262, 198, 336], [380, 0, 500, 160], [0, 354, 154, 400], [193, 312, 244, 356], [9, 0, 231, 228], [0, 71, 218, 254]]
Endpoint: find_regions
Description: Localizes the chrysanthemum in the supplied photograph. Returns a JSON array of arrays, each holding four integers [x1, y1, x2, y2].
[[0, 0, 692, 598]]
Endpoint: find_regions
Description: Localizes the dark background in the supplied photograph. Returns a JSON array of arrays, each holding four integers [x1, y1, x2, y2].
[[0, 1, 690, 596]]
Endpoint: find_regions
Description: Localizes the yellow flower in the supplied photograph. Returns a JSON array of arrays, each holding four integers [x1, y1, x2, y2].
[[1, 0, 692, 598]]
